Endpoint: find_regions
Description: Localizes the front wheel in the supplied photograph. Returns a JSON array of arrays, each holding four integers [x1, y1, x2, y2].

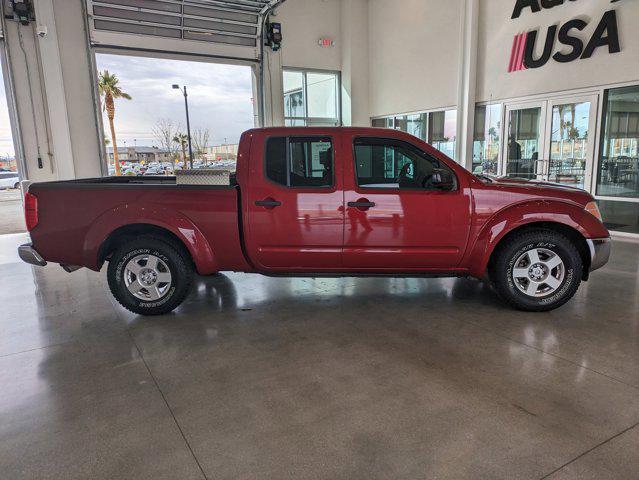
[[107, 236, 194, 315], [490, 229, 583, 312]]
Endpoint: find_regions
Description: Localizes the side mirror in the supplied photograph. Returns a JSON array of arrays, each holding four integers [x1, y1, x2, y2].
[[431, 168, 456, 190]]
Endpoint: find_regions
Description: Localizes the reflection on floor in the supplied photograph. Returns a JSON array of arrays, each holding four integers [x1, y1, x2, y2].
[[1, 233, 639, 479]]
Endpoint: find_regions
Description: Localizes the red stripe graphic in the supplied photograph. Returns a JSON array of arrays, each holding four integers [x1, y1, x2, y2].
[[508, 32, 528, 72], [508, 34, 519, 72], [517, 31, 527, 70]]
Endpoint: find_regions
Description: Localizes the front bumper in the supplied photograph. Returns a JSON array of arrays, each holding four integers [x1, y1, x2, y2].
[[18, 243, 47, 267], [586, 238, 611, 272]]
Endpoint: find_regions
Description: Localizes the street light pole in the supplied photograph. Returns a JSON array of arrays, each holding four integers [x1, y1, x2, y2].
[[173, 84, 194, 169]]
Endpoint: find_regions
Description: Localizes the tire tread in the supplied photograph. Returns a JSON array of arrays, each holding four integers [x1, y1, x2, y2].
[[489, 228, 582, 312], [107, 235, 193, 315]]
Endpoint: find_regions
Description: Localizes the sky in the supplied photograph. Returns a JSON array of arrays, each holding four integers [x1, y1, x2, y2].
[[0, 54, 255, 159], [96, 53, 255, 148], [0, 68, 14, 158]]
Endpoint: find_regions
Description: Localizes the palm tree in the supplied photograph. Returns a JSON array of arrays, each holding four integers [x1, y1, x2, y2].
[[173, 133, 190, 168], [98, 70, 131, 176]]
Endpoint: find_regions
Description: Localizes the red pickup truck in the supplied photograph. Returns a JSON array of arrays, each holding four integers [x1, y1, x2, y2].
[[19, 127, 610, 315]]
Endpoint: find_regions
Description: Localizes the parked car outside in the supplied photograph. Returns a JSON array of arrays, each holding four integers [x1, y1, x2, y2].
[[143, 166, 163, 175], [0, 171, 20, 190]]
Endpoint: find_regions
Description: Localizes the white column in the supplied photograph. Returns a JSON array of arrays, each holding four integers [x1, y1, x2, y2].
[[32, 0, 76, 179], [261, 46, 285, 127], [340, 0, 370, 126], [455, 0, 479, 169]]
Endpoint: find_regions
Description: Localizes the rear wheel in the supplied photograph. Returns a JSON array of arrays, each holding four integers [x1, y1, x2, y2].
[[490, 229, 582, 311], [107, 236, 193, 315]]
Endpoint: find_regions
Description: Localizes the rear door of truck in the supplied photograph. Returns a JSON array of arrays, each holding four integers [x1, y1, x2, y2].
[[243, 129, 344, 271]]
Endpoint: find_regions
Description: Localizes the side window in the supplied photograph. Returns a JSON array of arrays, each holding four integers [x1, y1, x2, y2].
[[265, 137, 333, 188], [265, 137, 287, 185], [354, 138, 454, 190]]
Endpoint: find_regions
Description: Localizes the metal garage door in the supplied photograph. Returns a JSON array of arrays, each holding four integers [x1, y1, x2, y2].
[[86, 0, 276, 49]]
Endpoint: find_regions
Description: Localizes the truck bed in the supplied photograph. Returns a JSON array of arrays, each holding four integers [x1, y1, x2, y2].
[[28, 176, 249, 273]]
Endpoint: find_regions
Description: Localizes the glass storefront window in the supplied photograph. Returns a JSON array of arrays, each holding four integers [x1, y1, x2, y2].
[[548, 101, 591, 189], [372, 110, 455, 160], [283, 70, 305, 119], [429, 110, 457, 161], [505, 107, 541, 180], [406, 113, 427, 141], [472, 104, 501, 175], [597, 85, 639, 199], [306, 72, 338, 119], [372, 117, 393, 128], [283, 69, 340, 127], [598, 199, 639, 234]]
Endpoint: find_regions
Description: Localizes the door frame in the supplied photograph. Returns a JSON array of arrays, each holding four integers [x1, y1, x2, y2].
[[500, 95, 599, 187], [543, 94, 599, 191], [500, 100, 548, 178]]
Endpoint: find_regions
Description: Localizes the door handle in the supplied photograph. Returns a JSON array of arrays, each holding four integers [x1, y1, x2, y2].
[[255, 198, 282, 208], [348, 200, 375, 209]]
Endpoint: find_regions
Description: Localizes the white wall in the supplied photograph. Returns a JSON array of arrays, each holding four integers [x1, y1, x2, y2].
[[340, 0, 369, 126], [367, 0, 463, 118], [476, 0, 639, 103], [54, 0, 102, 179], [277, 0, 342, 71]]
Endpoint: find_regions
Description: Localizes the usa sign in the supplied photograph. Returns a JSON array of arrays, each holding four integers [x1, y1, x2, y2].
[[508, 0, 621, 73]]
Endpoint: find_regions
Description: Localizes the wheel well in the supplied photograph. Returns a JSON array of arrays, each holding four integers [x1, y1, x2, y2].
[[487, 222, 591, 280], [98, 224, 193, 267]]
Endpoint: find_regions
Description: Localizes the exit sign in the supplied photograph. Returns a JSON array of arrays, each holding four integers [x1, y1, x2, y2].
[[318, 38, 335, 47]]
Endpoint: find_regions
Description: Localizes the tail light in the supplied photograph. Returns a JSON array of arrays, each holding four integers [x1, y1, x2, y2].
[[24, 192, 38, 231], [585, 201, 602, 222]]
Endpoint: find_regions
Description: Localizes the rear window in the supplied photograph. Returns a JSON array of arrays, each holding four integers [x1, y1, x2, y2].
[[265, 136, 333, 188]]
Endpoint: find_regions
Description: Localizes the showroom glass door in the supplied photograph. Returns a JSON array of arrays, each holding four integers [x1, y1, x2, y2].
[[502, 103, 547, 179], [544, 96, 598, 189]]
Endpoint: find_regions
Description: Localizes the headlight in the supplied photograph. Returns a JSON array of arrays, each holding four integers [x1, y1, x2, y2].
[[585, 201, 602, 221]]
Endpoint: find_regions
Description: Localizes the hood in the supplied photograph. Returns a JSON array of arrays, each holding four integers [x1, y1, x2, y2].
[[483, 175, 587, 192], [475, 175, 594, 205]]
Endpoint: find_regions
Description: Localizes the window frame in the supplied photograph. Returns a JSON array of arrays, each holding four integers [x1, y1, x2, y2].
[[351, 136, 458, 193], [283, 67, 342, 127], [263, 135, 336, 190]]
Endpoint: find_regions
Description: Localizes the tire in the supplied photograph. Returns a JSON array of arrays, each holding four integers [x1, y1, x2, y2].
[[490, 229, 582, 312], [107, 236, 194, 315]]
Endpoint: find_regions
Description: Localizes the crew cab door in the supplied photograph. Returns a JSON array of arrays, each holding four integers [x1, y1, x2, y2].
[[343, 135, 471, 270], [244, 132, 344, 271]]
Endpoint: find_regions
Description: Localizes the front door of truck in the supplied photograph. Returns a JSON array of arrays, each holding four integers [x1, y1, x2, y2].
[[245, 132, 344, 271], [342, 135, 471, 270]]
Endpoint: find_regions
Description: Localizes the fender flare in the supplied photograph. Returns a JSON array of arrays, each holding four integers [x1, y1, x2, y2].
[[82, 203, 218, 274], [465, 199, 599, 278]]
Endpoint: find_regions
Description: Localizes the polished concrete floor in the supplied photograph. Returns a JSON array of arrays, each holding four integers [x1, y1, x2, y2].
[[0, 189, 25, 235], [1, 233, 639, 479]]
